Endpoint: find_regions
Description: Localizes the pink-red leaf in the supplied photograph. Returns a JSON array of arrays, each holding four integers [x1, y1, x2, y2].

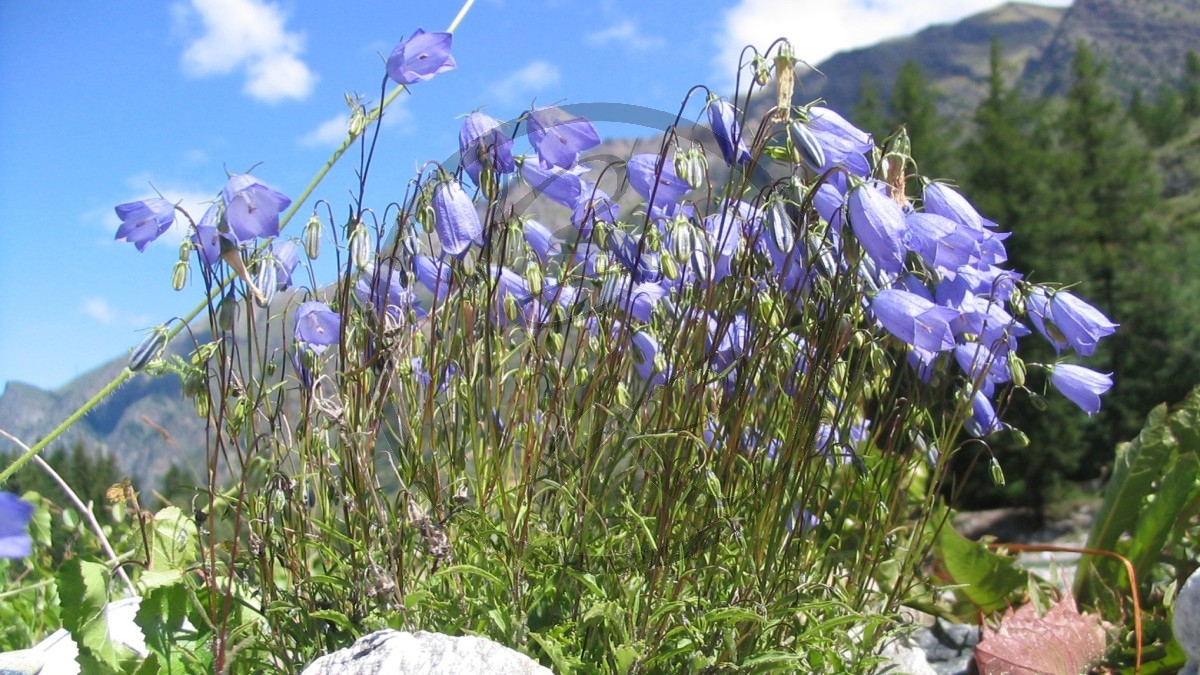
[[975, 590, 1106, 675]]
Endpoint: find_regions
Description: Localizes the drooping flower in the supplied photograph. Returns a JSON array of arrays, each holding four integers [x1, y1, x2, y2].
[[966, 390, 1004, 437], [413, 254, 453, 305], [921, 181, 996, 233], [527, 106, 600, 170], [0, 492, 34, 559], [903, 212, 976, 273], [356, 262, 418, 322], [270, 239, 301, 290], [221, 174, 292, 245], [459, 111, 514, 185], [114, 198, 176, 251], [572, 187, 621, 239], [432, 179, 483, 258], [798, 107, 873, 176], [627, 154, 690, 210], [387, 28, 456, 85], [706, 97, 751, 166], [1050, 363, 1113, 415], [871, 288, 959, 353], [523, 219, 561, 265], [848, 182, 907, 275], [191, 204, 224, 268], [630, 330, 669, 388], [521, 160, 586, 209], [1027, 287, 1118, 357], [294, 301, 341, 349]]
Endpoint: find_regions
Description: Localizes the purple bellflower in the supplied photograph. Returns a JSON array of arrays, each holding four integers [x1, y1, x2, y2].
[[521, 160, 586, 210], [523, 219, 561, 265], [1050, 363, 1113, 415], [1027, 288, 1118, 357], [799, 107, 873, 176], [527, 106, 600, 170], [413, 254, 453, 306], [0, 492, 33, 558], [432, 179, 483, 258], [966, 390, 1004, 437], [114, 198, 176, 251], [627, 154, 690, 210], [706, 97, 751, 166], [270, 239, 301, 291], [294, 301, 341, 350], [871, 288, 959, 353], [191, 204, 223, 268], [356, 263, 418, 323], [387, 28, 456, 85], [221, 174, 292, 245], [459, 111, 514, 185], [848, 182, 907, 275]]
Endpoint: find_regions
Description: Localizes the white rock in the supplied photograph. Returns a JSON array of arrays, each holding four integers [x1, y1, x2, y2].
[[301, 629, 554, 675], [1175, 568, 1200, 670]]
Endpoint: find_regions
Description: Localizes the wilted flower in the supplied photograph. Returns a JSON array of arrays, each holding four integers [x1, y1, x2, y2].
[[527, 106, 600, 169], [294, 301, 340, 348], [1049, 363, 1113, 415], [432, 179, 483, 258], [387, 28, 456, 85], [114, 198, 176, 251], [0, 492, 33, 559], [221, 174, 292, 245], [459, 111, 514, 186], [706, 97, 751, 166]]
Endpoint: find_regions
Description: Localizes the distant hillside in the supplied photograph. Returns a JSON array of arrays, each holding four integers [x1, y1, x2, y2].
[[796, 2, 1065, 120], [1023, 0, 1200, 100]]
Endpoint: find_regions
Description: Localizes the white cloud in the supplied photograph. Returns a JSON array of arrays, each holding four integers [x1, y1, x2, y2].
[[713, 0, 1073, 91], [586, 20, 664, 51], [300, 113, 351, 147], [81, 297, 151, 327], [176, 0, 317, 103], [487, 61, 562, 105]]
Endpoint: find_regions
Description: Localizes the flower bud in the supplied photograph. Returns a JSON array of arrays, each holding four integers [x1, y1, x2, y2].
[[302, 213, 322, 259], [525, 263, 544, 297], [254, 258, 278, 308], [660, 253, 679, 281], [171, 260, 189, 291], [217, 291, 239, 332], [1008, 352, 1027, 388], [129, 326, 169, 372], [479, 166, 498, 201], [178, 239, 193, 263], [348, 221, 371, 271], [752, 55, 770, 87], [989, 457, 1006, 487], [503, 293, 519, 324], [679, 146, 707, 190], [792, 123, 826, 174], [767, 199, 795, 254]]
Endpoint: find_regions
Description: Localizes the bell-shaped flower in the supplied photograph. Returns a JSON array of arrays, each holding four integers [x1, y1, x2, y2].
[[459, 111, 514, 185], [521, 160, 586, 209], [799, 107, 873, 176], [527, 106, 600, 170], [523, 219, 561, 265], [848, 182, 907, 275], [572, 187, 621, 239], [630, 330, 669, 388], [0, 492, 33, 559], [706, 97, 751, 166], [387, 28, 456, 85], [432, 179, 483, 258], [904, 212, 976, 273], [1050, 363, 1113, 415], [921, 181, 998, 232], [114, 198, 176, 251], [627, 154, 690, 210], [356, 262, 418, 323], [222, 174, 292, 245], [270, 239, 301, 290], [294, 301, 341, 349], [191, 204, 223, 268], [1027, 287, 1118, 357], [954, 341, 1011, 396], [872, 288, 959, 353], [813, 182, 849, 235], [965, 390, 1004, 437], [413, 254, 452, 305]]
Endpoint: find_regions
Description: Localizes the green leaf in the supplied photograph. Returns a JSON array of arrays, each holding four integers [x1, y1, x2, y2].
[[136, 582, 194, 669], [934, 522, 1029, 614], [1125, 451, 1200, 588], [309, 609, 355, 632], [1077, 403, 1177, 603], [58, 558, 121, 674]]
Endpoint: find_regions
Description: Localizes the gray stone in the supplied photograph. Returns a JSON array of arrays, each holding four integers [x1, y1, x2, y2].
[[301, 629, 553, 675]]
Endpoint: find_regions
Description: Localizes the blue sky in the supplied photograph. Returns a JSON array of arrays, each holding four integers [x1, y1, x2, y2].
[[0, 0, 1070, 391]]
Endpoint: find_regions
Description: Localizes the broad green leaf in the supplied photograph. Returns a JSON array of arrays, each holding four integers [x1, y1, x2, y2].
[[1077, 403, 1177, 603], [136, 582, 194, 669], [1169, 387, 1200, 453], [58, 558, 121, 674], [1125, 451, 1200, 587], [309, 609, 354, 632], [149, 507, 198, 572], [934, 523, 1029, 614]]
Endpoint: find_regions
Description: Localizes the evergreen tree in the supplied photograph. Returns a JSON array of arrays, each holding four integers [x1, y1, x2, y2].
[[886, 60, 957, 177], [1184, 51, 1200, 117], [852, 73, 890, 142]]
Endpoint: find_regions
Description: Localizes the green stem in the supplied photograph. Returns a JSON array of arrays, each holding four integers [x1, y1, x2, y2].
[[0, 0, 477, 487]]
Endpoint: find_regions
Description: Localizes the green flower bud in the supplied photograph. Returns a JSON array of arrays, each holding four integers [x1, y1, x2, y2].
[[479, 167, 498, 201], [178, 239, 192, 263], [525, 264, 543, 297], [303, 213, 322, 259], [129, 325, 169, 372], [989, 457, 1006, 486], [217, 292, 239, 332], [171, 260, 189, 291], [1008, 353, 1027, 388], [660, 253, 679, 281], [348, 221, 371, 271]]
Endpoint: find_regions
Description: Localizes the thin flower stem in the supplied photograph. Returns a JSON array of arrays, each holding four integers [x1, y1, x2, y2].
[[0, 429, 136, 596], [0, 0, 478, 487]]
